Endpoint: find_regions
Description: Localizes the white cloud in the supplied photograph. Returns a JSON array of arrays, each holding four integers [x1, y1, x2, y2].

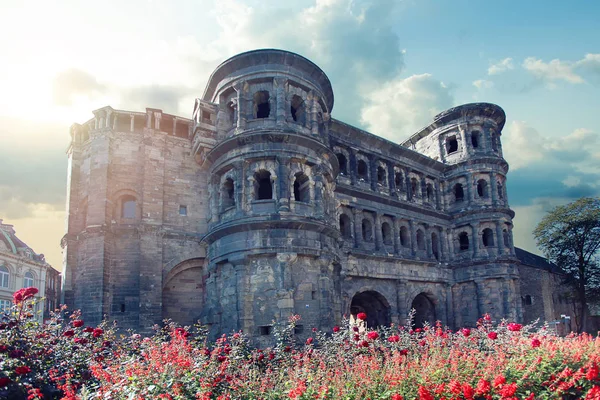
[[488, 57, 514, 75], [501, 121, 545, 170], [360, 73, 454, 143], [473, 79, 494, 90], [522, 57, 584, 84], [575, 53, 600, 75]]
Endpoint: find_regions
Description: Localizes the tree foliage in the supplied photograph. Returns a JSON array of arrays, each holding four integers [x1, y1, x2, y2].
[[533, 197, 600, 331]]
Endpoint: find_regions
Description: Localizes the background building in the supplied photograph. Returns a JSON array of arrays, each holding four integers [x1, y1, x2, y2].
[[61, 49, 572, 341], [0, 220, 61, 321]]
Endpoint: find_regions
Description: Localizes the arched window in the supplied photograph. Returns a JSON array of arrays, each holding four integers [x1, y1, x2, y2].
[[471, 131, 480, 148], [400, 226, 409, 247], [121, 195, 137, 219], [0, 266, 8, 288], [382, 222, 392, 245], [523, 295, 533, 305], [491, 134, 498, 152], [339, 214, 352, 239], [416, 229, 425, 251], [255, 170, 273, 200], [227, 101, 236, 127], [221, 178, 235, 209], [394, 171, 403, 190], [431, 232, 439, 260], [482, 228, 494, 247], [426, 183, 434, 203], [454, 183, 464, 202], [411, 178, 419, 198], [497, 182, 504, 199], [293, 172, 310, 203], [337, 153, 348, 175], [362, 219, 373, 242], [459, 232, 469, 251], [357, 160, 368, 181], [477, 179, 488, 198], [290, 95, 305, 124], [503, 229, 510, 247], [253, 91, 270, 119], [446, 136, 458, 154], [377, 166, 386, 185], [23, 272, 34, 288]]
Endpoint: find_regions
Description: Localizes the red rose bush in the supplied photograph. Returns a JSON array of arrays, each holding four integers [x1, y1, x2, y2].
[[1, 291, 600, 399]]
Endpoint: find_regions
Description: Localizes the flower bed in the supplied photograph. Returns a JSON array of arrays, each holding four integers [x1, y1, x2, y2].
[[1, 289, 599, 399]]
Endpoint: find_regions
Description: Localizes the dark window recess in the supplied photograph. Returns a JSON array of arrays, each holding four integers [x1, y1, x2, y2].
[[121, 195, 136, 219], [120, 304, 126, 313], [179, 205, 187, 216], [411, 178, 418, 197], [222, 178, 235, 208], [293, 173, 310, 203], [357, 160, 368, 180], [426, 184, 434, 203], [290, 95, 305, 124], [377, 166, 386, 184], [447, 136, 458, 154], [337, 153, 348, 175], [416, 230, 425, 250], [432, 233, 439, 260], [498, 182, 504, 199], [294, 325, 304, 335], [471, 131, 480, 148], [255, 170, 272, 200], [400, 226, 409, 247], [254, 91, 270, 118], [259, 326, 272, 335], [459, 232, 469, 251], [311, 291, 316, 300], [395, 172, 403, 188], [339, 214, 352, 239], [523, 295, 532, 306], [482, 228, 494, 247], [454, 184, 464, 202], [201, 110, 211, 124], [362, 219, 373, 242], [382, 222, 392, 245], [477, 180, 488, 198], [503, 229, 510, 247]]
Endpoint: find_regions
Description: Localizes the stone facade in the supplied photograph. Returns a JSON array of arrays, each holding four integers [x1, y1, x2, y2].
[[61, 49, 564, 341], [0, 220, 61, 322]]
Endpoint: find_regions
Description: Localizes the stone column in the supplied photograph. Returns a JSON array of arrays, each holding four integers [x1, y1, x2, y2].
[[405, 171, 413, 201], [274, 78, 287, 125], [392, 216, 401, 255], [440, 228, 449, 262], [425, 226, 433, 258], [234, 161, 244, 213], [349, 149, 358, 186], [409, 220, 417, 256], [490, 172, 498, 206], [310, 93, 319, 136], [353, 208, 363, 249], [445, 283, 454, 329], [459, 126, 470, 155], [278, 156, 290, 210], [471, 224, 479, 258], [396, 280, 408, 325], [370, 157, 378, 191], [495, 221, 504, 255], [434, 180, 441, 210], [172, 118, 177, 136], [130, 114, 135, 132], [446, 228, 455, 258], [233, 82, 246, 130], [466, 172, 474, 206], [374, 213, 383, 251], [387, 161, 396, 194]]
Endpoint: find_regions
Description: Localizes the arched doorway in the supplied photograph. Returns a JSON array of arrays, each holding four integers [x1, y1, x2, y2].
[[350, 291, 391, 328], [162, 258, 205, 326], [411, 293, 436, 329]]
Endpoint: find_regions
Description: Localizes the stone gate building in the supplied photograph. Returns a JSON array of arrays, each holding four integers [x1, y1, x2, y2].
[[61, 49, 568, 341]]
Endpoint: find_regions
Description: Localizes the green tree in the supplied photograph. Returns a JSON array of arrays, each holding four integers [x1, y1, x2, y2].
[[533, 197, 600, 332]]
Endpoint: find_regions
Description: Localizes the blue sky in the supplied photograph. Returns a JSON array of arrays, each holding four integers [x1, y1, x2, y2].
[[0, 0, 598, 269]]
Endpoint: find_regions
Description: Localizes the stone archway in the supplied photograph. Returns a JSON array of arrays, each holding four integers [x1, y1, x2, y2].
[[162, 258, 205, 326], [411, 293, 436, 329], [350, 290, 391, 328]]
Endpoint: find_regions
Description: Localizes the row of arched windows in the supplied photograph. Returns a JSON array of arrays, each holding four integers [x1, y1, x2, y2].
[[225, 90, 310, 128], [452, 178, 505, 204], [0, 265, 35, 289]]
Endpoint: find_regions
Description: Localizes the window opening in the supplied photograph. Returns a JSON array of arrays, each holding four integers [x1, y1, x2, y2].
[[446, 136, 458, 154], [454, 183, 464, 202], [337, 153, 348, 175], [411, 178, 418, 198], [459, 232, 469, 251], [121, 195, 137, 219], [382, 222, 392, 245], [357, 160, 368, 180], [24, 272, 34, 288], [254, 91, 270, 119], [222, 178, 235, 208], [416, 230, 425, 251], [523, 295, 532, 306], [377, 166, 386, 185], [482, 228, 494, 247], [362, 219, 373, 242], [259, 326, 272, 335], [395, 172, 403, 189], [477, 179, 488, 198], [255, 170, 272, 200], [471, 131, 480, 148], [426, 183, 434, 203], [497, 182, 504, 199], [293, 172, 310, 203], [0, 266, 9, 288], [179, 205, 187, 216], [431, 233, 439, 260], [290, 95, 305, 124], [121, 304, 126, 313], [400, 226, 409, 247], [339, 214, 352, 239]]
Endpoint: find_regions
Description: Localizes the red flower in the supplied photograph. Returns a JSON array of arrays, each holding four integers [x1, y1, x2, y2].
[[493, 375, 506, 388], [284, 346, 291, 352], [418, 386, 434, 400], [360, 340, 369, 347], [499, 382, 517, 397], [352, 326, 359, 332], [333, 326, 340, 333], [483, 313, 492, 321], [399, 349, 408, 356], [83, 326, 94, 333], [306, 337, 313, 345], [72, 320, 84, 327], [312, 327, 317, 332], [63, 330, 75, 337], [461, 328, 471, 337], [367, 331, 379, 340], [92, 328, 103, 338], [449, 380, 462, 395], [476, 379, 491, 395], [587, 363, 599, 381], [353, 334, 360, 341], [507, 323, 522, 332], [463, 383, 475, 400], [388, 335, 400, 343], [74, 337, 88, 345], [531, 338, 541, 347], [217, 355, 227, 362], [488, 331, 498, 340], [15, 366, 31, 375], [357, 312, 367, 321], [391, 395, 403, 400], [0, 377, 11, 387], [0, 345, 7, 352], [586, 386, 600, 400]]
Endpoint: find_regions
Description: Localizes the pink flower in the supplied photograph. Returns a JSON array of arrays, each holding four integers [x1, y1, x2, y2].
[[333, 326, 340, 333], [367, 331, 379, 340], [391, 394, 403, 400], [388, 335, 400, 343], [63, 330, 75, 337], [92, 328, 103, 338], [360, 340, 369, 348], [488, 331, 498, 340], [507, 323, 522, 332], [461, 328, 471, 337], [357, 312, 367, 321], [72, 320, 84, 328], [483, 314, 492, 321], [531, 338, 541, 347], [306, 337, 313, 345], [12, 287, 38, 304]]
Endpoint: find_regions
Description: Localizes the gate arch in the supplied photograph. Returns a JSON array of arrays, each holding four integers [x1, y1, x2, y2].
[[162, 258, 206, 326], [350, 290, 391, 328], [411, 292, 436, 329]]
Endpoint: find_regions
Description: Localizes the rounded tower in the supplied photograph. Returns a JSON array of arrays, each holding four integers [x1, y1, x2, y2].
[[195, 50, 341, 343], [403, 103, 521, 326]]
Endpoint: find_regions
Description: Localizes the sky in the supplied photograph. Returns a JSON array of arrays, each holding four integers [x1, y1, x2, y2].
[[0, 0, 599, 271]]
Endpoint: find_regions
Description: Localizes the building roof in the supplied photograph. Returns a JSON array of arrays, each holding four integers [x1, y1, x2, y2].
[[0, 219, 47, 263], [515, 247, 563, 274]]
